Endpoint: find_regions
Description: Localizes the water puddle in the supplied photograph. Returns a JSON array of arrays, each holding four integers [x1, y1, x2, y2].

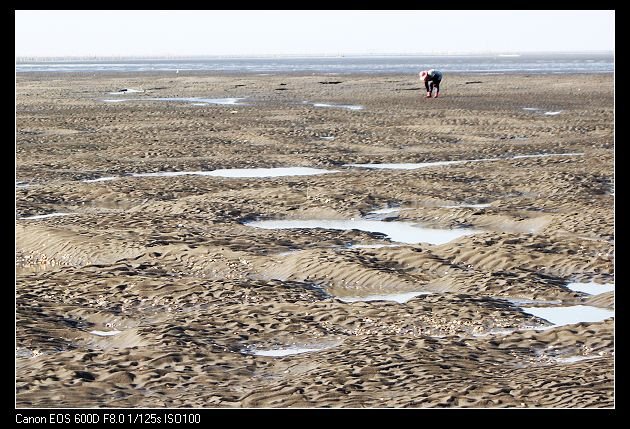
[[246, 341, 337, 357], [251, 347, 323, 357], [441, 203, 491, 209], [345, 160, 482, 170], [368, 207, 401, 215], [520, 305, 614, 327], [151, 97, 245, 105], [101, 97, 246, 105], [89, 330, 122, 336], [345, 153, 583, 170], [16, 347, 43, 358], [82, 176, 118, 183], [275, 250, 304, 257], [15, 181, 30, 188], [554, 355, 601, 364], [338, 291, 432, 303], [131, 167, 339, 178], [346, 243, 403, 249], [83, 167, 340, 182], [522, 108, 563, 115], [81, 154, 584, 185], [363, 206, 405, 220], [108, 88, 144, 94], [477, 298, 614, 336], [18, 213, 74, 220], [566, 282, 615, 295], [312, 102, 364, 111], [245, 219, 480, 245], [320, 136, 336, 141], [511, 152, 583, 159]]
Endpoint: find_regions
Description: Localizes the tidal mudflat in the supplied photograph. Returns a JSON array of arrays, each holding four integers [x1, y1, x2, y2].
[[16, 72, 613, 407]]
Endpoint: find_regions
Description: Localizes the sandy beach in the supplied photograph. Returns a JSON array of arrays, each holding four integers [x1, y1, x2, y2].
[[16, 71, 614, 408]]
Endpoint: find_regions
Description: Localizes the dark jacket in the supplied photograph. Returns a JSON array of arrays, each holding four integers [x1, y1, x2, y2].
[[427, 69, 442, 81]]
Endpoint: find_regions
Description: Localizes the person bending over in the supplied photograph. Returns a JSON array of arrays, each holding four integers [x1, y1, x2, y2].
[[420, 69, 442, 98]]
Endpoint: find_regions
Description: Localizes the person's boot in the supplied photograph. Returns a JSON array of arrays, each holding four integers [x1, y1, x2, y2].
[[426, 92, 432, 98], [434, 92, 439, 98]]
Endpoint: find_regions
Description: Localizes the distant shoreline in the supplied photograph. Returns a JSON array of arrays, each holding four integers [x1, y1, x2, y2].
[[15, 71, 614, 79], [15, 52, 614, 75]]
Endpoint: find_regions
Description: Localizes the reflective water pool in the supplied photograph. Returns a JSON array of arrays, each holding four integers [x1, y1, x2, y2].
[[246, 218, 480, 245]]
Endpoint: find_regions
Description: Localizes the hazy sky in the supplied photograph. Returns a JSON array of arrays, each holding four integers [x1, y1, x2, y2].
[[15, 10, 614, 57]]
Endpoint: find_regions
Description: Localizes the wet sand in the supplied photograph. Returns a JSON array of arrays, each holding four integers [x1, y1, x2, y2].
[[16, 72, 614, 407]]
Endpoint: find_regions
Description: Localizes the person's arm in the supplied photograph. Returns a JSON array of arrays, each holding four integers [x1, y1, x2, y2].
[[424, 79, 430, 92]]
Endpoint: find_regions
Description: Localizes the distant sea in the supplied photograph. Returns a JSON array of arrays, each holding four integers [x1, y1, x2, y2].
[[15, 53, 613, 74]]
